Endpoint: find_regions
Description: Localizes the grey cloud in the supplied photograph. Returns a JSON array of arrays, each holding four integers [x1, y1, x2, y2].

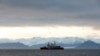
[[0, 0, 100, 29], [2, 0, 100, 11]]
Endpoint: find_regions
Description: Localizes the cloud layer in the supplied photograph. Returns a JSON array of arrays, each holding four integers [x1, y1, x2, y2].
[[0, 0, 100, 28]]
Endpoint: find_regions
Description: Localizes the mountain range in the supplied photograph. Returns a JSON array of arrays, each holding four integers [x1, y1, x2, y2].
[[0, 37, 86, 46], [0, 37, 99, 49], [76, 40, 100, 49], [0, 42, 29, 49]]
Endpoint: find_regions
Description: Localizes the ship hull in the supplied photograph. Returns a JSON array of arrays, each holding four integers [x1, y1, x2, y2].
[[40, 49, 64, 50], [40, 47, 64, 50]]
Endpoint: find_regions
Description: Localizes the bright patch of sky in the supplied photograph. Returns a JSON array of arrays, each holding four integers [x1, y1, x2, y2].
[[0, 26, 100, 39]]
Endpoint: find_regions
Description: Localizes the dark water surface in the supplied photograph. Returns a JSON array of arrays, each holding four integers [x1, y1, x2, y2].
[[0, 49, 100, 56]]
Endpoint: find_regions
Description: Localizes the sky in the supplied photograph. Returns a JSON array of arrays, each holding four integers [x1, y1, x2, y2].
[[0, 0, 100, 39]]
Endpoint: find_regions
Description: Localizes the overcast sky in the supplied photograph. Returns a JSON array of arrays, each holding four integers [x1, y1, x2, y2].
[[0, 0, 100, 39]]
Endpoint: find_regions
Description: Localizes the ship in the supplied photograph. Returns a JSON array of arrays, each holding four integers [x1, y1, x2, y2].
[[40, 42, 64, 50]]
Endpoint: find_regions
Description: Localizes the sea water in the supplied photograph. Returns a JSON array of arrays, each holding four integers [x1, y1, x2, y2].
[[0, 49, 99, 56]]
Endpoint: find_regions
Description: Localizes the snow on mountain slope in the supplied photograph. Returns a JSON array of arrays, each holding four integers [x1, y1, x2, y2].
[[0, 37, 100, 46], [15, 37, 86, 46]]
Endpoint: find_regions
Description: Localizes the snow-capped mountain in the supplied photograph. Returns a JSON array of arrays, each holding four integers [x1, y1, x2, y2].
[[0, 37, 99, 46], [0, 37, 99, 49], [0, 37, 86, 46]]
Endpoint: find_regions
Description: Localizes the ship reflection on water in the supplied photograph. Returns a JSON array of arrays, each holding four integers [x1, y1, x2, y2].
[[40, 42, 64, 50]]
